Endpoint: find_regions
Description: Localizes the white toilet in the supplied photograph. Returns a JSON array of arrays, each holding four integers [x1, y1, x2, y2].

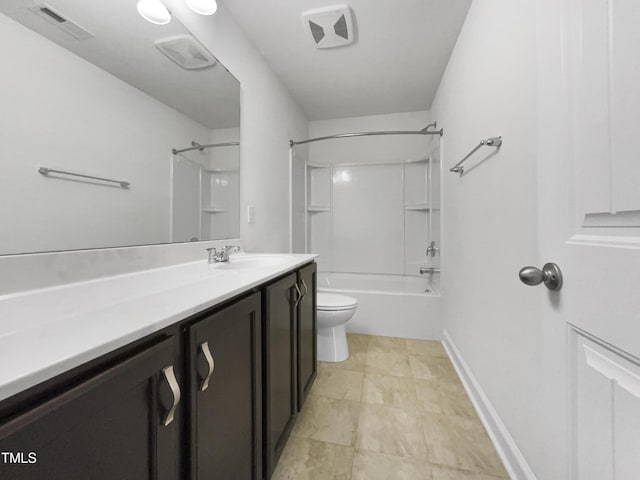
[[316, 293, 358, 362]]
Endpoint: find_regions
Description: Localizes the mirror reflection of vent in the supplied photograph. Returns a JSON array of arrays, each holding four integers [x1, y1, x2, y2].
[[28, 3, 94, 40], [155, 35, 217, 70], [302, 5, 354, 49]]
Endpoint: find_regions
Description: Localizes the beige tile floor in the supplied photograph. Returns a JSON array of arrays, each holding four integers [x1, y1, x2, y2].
[[272, 334, 509, 480]]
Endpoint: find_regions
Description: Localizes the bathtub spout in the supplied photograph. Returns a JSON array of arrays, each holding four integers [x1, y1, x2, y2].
[[419, 267, 440, 275]]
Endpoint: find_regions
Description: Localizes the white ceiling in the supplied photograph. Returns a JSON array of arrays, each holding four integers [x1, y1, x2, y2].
[[0, 0, 240, 129], [223, 0, 472, 120]]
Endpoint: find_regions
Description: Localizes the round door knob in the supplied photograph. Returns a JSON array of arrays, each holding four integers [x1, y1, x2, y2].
[[518, 263, 563, 291]]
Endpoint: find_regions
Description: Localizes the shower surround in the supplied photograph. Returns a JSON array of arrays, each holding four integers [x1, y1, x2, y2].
[[298, 111, 442, 339]]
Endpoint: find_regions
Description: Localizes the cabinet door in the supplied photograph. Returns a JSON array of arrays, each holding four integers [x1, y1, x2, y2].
[[0, 337, 179, 480], [189, 292, 262, 480], [263, 273, 298, 477], [297, 263, 317, 409]]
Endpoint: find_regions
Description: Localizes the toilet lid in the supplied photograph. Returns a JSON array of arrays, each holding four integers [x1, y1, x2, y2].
[[317, 293, 358, 311]]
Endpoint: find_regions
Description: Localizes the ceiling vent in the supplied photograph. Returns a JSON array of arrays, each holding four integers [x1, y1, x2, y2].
[[155, 35, 218, 70], [28, 3, 94, 40], [302, 5, 354, 49]]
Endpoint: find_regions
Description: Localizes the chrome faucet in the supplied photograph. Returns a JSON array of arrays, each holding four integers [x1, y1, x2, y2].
[[425, 241, 439, 257], [206, 245, 241, 263]]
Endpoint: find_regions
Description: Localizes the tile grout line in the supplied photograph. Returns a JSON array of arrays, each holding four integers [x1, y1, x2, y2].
[[350, 334, 370, 480], [406, 337, 437, 479]]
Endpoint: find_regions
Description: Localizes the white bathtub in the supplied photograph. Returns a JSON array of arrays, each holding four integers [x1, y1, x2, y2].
[[317, 272, 441, 340]]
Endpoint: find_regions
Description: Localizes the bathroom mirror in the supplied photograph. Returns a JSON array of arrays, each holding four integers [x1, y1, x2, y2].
[[0, 0, 241, 256]]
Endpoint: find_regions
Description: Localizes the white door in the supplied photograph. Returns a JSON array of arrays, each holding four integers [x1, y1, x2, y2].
[[537, 0, 640, 478]]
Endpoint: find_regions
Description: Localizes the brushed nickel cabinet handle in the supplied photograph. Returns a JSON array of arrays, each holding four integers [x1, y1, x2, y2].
[[301, 279, 308, 298], [161, 365, 181, 427], [199, 341, 215, 392], [293, 282, 303, 308]]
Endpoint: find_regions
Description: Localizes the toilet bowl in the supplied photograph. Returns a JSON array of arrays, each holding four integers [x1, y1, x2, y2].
[[317, 293, 358, 362]]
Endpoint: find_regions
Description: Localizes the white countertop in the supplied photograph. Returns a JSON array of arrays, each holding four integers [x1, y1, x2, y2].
[[0, 253, 317, 402]]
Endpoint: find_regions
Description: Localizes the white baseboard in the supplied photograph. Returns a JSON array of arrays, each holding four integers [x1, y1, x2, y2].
[[442, 330, 537, 480]]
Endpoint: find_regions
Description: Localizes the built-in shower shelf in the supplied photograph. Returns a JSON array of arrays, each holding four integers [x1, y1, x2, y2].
[[404, 155, 431, 164], [203, 168, 239, 173], [404, 204, 430, 211], [404, 203, 441, 211], [307, 206, 330, 212], [203, 206, 226, 213], [307, 163, 331, 169]]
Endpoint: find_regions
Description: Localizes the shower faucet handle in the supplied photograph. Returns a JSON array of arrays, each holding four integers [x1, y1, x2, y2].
[[425, 241, 440, 257]]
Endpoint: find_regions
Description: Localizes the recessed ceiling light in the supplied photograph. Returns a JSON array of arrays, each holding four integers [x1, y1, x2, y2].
[[185, 0, 218, 16], [137, 0, 171, 25]]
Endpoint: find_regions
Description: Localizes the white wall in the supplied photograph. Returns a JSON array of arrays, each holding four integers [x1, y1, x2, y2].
[[0, 12, 210, 255], [166, 0, 309, 253], [431, 0, 544, 477], [291, 143, 308, 253]]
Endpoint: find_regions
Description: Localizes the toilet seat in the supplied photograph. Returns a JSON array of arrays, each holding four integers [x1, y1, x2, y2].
[[317, 293, 358, 311]]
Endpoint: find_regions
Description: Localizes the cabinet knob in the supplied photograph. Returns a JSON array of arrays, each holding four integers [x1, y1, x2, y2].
[[199, 341, 215, 392]]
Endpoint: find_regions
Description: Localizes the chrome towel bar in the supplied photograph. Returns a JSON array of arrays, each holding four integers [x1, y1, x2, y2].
[[38, 167, 130, 188], [450, 136, 502, 174]]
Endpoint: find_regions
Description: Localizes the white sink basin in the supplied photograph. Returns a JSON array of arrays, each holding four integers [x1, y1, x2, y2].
[[211, 254, 294, 270]]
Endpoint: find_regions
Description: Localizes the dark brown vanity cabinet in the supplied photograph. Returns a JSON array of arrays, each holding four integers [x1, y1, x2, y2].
[[188, 291, 262, 480], [297, 262, 317, 409], [263, 273, 299, 477], [0, 262, 317, 480], [0, 337, 180, 480], [263, 265, 318, 478]]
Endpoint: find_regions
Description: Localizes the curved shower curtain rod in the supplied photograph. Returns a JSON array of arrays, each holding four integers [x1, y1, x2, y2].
[[289, 122, 443, 147], [172, 141, 240, 155]]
